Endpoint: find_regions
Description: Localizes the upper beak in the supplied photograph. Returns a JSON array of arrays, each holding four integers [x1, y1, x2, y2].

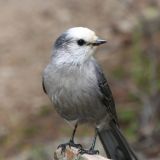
[[93, 38, 107, 46]]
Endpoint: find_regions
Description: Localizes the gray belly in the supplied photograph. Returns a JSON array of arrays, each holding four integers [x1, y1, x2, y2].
[[52, 82, 107, 124], [44, 61, 108, 125]]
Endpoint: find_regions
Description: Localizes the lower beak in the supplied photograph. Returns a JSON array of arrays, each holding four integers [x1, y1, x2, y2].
[[93, 38, 107, 46]]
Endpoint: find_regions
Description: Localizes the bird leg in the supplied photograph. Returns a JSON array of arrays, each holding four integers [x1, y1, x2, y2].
[[58, 123, 82, 153], [79, 128, 99, 155]]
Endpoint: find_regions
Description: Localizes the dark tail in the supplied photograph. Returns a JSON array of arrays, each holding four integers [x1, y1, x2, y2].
[[98, 121, 138, 160]]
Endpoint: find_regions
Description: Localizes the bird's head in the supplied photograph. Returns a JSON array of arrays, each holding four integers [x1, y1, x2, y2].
[[53, 27, 106, 65]]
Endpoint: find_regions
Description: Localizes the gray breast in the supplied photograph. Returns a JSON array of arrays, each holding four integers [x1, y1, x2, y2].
[[43, 60, 107, 124]]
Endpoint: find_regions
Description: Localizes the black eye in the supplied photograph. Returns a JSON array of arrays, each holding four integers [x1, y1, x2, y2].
[[77, 39, 86, 46]]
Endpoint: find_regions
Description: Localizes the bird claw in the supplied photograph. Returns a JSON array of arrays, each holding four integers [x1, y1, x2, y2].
[[57, 143, 67, 153], [73, 143, 83, 149], [78, 148, 99, 155], [57, 140, 83, 153]]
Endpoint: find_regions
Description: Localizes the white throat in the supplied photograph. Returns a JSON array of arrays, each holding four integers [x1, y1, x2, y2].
[[52, 47, 96, 67]]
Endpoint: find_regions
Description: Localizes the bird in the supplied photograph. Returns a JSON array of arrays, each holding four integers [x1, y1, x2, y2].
[[42, 27, 138, 160]]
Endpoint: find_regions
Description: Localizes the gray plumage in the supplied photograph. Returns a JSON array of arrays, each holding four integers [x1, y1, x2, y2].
[[43, 57, 110, 124], [42, 27, 138, 160]]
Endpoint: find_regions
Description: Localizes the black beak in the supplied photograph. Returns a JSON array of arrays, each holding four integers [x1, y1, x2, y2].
[[92, 38, 107, 46]]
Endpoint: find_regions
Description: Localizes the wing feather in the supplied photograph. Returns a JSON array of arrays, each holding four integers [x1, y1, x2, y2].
[[42, 77, 47, 94], [94, 62, 119, 124]]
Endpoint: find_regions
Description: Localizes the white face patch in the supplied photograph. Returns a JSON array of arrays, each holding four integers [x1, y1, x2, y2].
[[66, 27, 97, 43], [53, 27, 100, 66]]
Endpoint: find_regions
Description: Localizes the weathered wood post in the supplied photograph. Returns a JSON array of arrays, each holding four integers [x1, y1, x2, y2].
[[54, 147, 111, 160]]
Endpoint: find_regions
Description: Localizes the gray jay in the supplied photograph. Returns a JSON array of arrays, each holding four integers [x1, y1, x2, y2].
[[42, 27, 138, 160]]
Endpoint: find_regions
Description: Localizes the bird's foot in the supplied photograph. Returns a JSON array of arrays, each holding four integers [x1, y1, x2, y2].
[[57, 140, 82, 153], [79, 147, 99, 155]]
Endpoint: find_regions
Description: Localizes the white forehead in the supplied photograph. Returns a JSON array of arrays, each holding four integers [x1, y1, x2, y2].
[[66, 27, 97, 41]]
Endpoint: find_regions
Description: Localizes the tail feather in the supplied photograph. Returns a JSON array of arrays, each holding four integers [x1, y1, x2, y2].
[[98, 121, 138, 160]]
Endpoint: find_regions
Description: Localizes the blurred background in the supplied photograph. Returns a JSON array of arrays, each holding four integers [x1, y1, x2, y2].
[[0, 0, 160, 159]]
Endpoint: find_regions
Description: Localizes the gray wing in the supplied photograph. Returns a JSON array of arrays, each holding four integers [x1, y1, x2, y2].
[[94, 63, 119, 125], [42, 77, 47, 94]]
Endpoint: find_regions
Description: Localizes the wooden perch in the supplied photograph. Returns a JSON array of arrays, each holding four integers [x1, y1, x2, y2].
[[54, 146, 111, 160]]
